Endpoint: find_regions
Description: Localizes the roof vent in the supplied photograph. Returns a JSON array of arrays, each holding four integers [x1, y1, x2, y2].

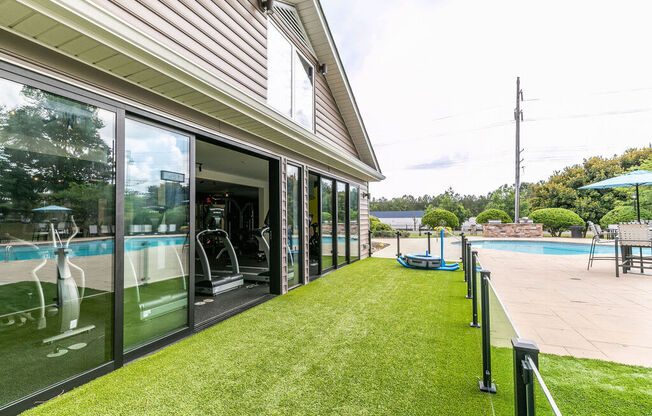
[[273, 2, 316, 57]]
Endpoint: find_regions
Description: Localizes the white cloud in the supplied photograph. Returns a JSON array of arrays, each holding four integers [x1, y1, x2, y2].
[[322, 0, 652, 197]]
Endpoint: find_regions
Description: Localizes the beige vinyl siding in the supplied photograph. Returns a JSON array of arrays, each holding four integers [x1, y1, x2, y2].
[[359, 183, 370, 260], [92, 0, 267, 100]]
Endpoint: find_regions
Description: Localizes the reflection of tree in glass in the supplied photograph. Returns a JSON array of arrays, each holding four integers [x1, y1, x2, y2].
[[0, 85, 113, 230]]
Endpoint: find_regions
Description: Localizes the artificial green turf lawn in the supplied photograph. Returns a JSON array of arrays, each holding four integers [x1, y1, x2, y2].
[[22, 258, 652, 415]]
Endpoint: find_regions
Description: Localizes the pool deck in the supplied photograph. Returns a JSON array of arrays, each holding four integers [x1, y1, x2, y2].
[[373, 236, 652, 367]]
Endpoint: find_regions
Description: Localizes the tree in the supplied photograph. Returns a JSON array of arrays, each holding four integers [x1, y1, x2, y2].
[[421, 208, 459, 229], [486, 184, 530, 220], [476, 209, 512, 224], [530, 208, 584, 237]]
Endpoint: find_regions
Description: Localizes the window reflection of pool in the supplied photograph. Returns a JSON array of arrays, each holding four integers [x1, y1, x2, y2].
[[3, 236, 187, 261]]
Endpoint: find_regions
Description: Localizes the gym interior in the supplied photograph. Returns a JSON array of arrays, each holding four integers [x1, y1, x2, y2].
[[193, 139, 273, 326]]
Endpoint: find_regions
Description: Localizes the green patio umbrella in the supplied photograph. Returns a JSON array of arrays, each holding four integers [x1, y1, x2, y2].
[[579, 170, 652, 221]]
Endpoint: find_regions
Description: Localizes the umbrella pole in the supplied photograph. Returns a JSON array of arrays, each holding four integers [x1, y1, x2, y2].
[[636, 184, 640, 222]]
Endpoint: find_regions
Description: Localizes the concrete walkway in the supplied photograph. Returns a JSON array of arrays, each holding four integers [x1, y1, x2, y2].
[[373, 236, 652, 367]]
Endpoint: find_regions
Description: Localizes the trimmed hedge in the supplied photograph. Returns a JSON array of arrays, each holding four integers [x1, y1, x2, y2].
[[372, 230, 409, 238], [600, 206, 652, 228], [421, 208, 459, 229], [530, 208, 584, 237], [476, 209, 512, 224]]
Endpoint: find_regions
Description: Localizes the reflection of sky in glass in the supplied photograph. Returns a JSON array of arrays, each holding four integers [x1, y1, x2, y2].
[[0, 77, 115, 163], [294, 52, 314, 129], [125, 119, 189, 194], [268, 24, 292, 117]]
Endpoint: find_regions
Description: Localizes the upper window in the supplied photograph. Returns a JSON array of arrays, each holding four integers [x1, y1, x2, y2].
[[267, 23, 314, 130]]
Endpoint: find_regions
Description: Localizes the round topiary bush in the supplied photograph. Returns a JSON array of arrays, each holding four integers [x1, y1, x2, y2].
[[530, 208, 584, 237], [599, 206, 652, 228], [476, 209, 512, 224], [421, 208, 459, 229], [371, 221, 393, 232]]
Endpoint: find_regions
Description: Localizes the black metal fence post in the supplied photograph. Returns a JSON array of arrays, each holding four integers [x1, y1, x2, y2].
[[426, 231, 432, 254], [461, 233, 466, 270], [395, 231, 401, 258], [512, 338, 539, 416], [466, 244, 473, 299], [368, 230, 372, 258], [479, 270, 496, 393], [470, 251, 480, 328], [465, 242, 472, 286]]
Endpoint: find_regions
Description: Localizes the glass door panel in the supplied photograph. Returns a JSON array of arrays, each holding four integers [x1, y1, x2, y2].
[[349, 187, 360, 261], [0, 78, 115, 406], [123, 118, 190, 351], [336, 182, 347, 266], [286, 165, 301, 287], [320, 178, 333, 270]]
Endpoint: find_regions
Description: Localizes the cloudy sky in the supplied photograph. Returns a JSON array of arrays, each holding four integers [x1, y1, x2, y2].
[[321, 0, 652, 198]]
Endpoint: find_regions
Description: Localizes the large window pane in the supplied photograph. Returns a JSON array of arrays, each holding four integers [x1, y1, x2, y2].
[[0, 78, 115, 406], [124, 119, 189, 351], [293, 52, 314, 130], [267, 24, 292, 117], [308, 174, 320, 277], [336, 181, 347, 266], [286, 165, 301, 287], [320, 178, 333, 270], [349, 186, 360, 261]]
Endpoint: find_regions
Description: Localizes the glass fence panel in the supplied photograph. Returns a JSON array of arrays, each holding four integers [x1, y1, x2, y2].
[[530, 356, 563, 416], [487, 278, 520, 413]]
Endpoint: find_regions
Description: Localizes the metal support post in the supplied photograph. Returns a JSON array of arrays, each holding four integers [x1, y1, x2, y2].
[[470, 251, 480, 328], [479, 270, 496, 393], [512, 338, 539, 415], [395, 231, 401, 258]]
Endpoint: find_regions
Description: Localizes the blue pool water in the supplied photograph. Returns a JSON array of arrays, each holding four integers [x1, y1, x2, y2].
[[460, 240, 634, 255], [5, 236, 187, 261]]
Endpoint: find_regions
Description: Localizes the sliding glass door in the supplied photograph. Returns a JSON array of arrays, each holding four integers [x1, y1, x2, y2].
[[349, 186, 360, 262], [320, 178, 334, 270], [123, 119, 190, 351], [0, 77, 115, 407], [286, 165, 302, 287], [336, 182, 347, 266]]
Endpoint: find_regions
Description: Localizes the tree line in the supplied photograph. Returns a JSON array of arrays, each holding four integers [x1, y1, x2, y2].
[[371, 147, 652, 226]]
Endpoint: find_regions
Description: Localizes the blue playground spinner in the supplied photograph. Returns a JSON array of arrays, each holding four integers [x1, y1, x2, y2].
[[397, 229, 460, 271]]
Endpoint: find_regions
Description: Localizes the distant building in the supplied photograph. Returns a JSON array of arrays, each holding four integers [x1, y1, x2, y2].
[[371, 211, 424, 230]]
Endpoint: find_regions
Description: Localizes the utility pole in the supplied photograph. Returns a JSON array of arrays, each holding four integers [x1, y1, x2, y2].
[[514, 77, 524, 223]]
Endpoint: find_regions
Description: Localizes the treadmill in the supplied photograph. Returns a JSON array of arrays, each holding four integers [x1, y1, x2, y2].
[[241, 226, 270, 282], [195, 228, 244, 296]]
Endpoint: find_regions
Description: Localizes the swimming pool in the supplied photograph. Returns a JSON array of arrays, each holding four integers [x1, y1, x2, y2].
[[459, 240, 630, 255]]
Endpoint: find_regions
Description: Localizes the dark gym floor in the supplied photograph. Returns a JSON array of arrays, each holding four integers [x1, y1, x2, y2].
[[193, 283, 270, 325]]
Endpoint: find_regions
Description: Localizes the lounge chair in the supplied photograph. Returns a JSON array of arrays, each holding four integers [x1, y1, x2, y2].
[[615, 223, 652, 277], [587, 221, 615, 270]]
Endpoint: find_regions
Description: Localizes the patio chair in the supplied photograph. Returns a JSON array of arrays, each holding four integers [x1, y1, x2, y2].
[[587, 221, 615, 270], [615, 223, 652, 277]]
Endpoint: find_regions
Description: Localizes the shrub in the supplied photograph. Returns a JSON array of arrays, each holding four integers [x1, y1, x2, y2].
[[421, 208, 459, 229], [371, 221, 393, 232], [530, 208, 584, 237], [428, 226, 453, 236], [476, 209, 512, 224], [599, 206, 652, 228], [372, 230, 409, 238]]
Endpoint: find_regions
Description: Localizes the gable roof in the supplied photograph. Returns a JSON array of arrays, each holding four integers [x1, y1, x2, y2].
[[292, 0, 381, 174], [0, 0, 383, 181]]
